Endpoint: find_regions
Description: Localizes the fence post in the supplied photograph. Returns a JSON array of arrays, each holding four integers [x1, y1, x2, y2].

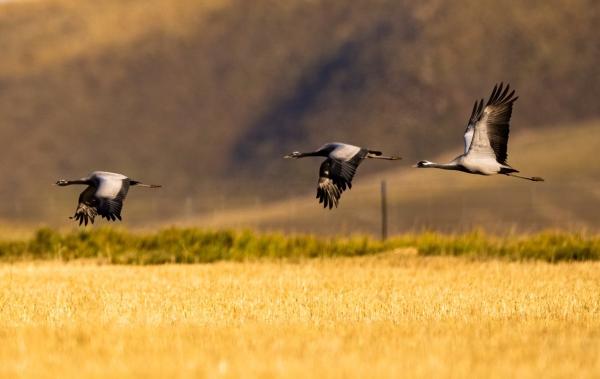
[[381, 180, 388, 241]]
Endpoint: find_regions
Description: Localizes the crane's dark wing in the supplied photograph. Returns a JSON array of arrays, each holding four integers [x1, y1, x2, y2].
[[71, 185, 99, 226], [316, 151, 368, 209], [96, 179, 130, 221], [328, 148, 369, 190], [467, 83, 518, 164], [316, 159, 343, 209]]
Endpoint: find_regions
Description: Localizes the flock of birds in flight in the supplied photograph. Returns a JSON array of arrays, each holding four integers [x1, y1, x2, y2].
[[56, 83, 543, 225]]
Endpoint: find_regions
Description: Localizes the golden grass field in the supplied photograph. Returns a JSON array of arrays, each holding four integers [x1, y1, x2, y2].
[[1, 252, 599, 378]]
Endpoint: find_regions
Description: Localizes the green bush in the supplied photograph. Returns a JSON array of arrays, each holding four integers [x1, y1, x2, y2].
[[0, 228, 597, 264], [415, 230, 600, 262]]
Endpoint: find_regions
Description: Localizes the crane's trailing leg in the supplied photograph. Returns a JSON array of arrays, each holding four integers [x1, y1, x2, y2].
[[506, 174, 545, 181]]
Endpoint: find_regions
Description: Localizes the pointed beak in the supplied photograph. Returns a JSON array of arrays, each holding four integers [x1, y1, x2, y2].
[[283, 154, 293, 159]]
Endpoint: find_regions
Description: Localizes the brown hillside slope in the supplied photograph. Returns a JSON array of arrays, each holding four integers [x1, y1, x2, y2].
[[0, 0, 598, 224]]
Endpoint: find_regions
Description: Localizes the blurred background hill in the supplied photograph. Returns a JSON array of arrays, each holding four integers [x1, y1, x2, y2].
[[0, 0, 598, 232]]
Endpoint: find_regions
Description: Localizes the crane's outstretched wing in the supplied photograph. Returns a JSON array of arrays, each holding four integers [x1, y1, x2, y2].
[[95, 178, 130, 221], [328, 148, 369, 190], [466, 83, 518, 164], [464, 99, 484, 154], [316, 159, 344, 209], [72, 185, 98, 226], [316, 149, 369, 209]]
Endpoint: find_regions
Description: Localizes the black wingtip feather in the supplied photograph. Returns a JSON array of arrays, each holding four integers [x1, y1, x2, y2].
[[506, 89, 515, 101], [499, 83, 510, 100], [490, 83, 499, 102], [485, 83, 518, 107]]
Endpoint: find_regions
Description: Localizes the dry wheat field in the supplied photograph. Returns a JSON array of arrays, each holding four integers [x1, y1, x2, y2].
[[1, 251, 599, 379]]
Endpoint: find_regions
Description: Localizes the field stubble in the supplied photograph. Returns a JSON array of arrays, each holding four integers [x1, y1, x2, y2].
[[1, 252, 599, 378]]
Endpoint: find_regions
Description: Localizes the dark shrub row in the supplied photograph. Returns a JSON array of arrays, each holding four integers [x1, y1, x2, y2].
[[0, 228, 597, 264]]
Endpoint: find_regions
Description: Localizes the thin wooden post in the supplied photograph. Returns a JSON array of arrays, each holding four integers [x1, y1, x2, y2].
[[381, 180, 388, 241]]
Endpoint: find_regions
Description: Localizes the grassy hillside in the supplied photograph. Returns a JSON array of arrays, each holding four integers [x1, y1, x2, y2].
[[0, 0, 598, 225], [190, 120, 600, 234]]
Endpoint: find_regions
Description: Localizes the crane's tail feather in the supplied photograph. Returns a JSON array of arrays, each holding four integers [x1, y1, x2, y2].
[[367, 152, 402, 160], [130, 181, 161, 188]]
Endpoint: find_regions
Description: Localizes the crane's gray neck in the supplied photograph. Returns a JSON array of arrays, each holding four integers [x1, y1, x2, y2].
[[64, 179, 90, 185], [286, 150, 327, 158], [303, 151, 325, 157], [416, 160, 462, 170], [428, 162, 460, 170], [57, 179, 92, 186]]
